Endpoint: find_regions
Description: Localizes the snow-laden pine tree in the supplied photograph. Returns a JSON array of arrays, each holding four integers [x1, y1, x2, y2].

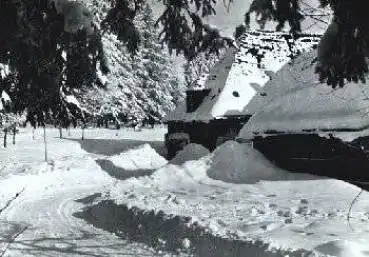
[[184, 52, 223, 90], [80, 2, 185, 127], [0, 0, 107, 129], [133, 5, 185, 123]]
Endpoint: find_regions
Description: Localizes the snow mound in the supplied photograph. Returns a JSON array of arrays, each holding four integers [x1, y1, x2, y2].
[[314, 239, 369, 257], [109, 144, 168, 170], [170, 143, 210, 165], [208, 141, 287, 183]]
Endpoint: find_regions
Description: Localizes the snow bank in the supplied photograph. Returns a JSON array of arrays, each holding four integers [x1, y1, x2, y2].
[[109, 144, 168, 170], [109, 138, 369, 256], [170, 143, 210, 165], [208, 141, 287, 183], [314, 240, 369, 257]]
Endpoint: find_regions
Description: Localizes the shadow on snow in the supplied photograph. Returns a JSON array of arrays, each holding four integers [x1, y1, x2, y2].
[[67, 138, 167, 158], [0, 221, 137, 257], [95, 159, 155, 180], [73, 200, 313, 257]]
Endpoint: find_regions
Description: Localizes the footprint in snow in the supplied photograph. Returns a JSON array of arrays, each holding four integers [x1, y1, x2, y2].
[[284, 218, 293, 224], [291, 229, 314, 236], [295, 206, 309, 215], [300, 199, 309, 204], [260, 222, 282, 231], [277, 210, 292, 218], [268, 203, 278, 209]]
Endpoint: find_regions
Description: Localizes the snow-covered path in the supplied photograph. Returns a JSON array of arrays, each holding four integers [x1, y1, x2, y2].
[[0, 127, 173, 257]]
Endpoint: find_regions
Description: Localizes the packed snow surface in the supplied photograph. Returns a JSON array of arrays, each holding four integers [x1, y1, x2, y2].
[[110, 140, 369, 257], [0, 127, 178, 257], [4, 127, 369, 257], [170, 143, 210, 165], [239, 50, 369, 139]]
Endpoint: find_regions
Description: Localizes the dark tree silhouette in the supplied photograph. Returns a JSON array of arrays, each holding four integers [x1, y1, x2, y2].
[[103, 0, 369, 88]]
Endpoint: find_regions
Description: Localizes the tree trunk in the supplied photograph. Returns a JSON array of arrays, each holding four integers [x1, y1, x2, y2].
[[43, 126, 48, 162], [3, 129, 7, 148], [82, 126, 85, 140], [32, 128, 35, 140], [59, 126, 63, 139], [67, 128, 71, 136], [12, 125, 16, 145]]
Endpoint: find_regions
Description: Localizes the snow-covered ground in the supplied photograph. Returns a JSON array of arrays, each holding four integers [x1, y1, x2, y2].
[[0, 127, 181, 257], [2, 127, 369, 257], [108, 141, 369, 257]]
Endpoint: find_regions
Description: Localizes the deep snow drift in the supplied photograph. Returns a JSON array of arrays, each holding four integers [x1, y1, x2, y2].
[[108, 143, 168, 170], [208, 141, 289, 183], [110, 140, 369, 257], [170, 143, 210, 165]]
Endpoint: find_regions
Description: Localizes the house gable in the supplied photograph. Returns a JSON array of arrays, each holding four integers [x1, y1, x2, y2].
[[166, 31, 320, 123]]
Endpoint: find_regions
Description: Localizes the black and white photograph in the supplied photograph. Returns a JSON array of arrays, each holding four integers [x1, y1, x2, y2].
[[0, 0, 368, 256]]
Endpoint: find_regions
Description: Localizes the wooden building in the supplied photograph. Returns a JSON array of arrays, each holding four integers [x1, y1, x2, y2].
[[238, 50, 369, 182], [165, 31, 320, 158]]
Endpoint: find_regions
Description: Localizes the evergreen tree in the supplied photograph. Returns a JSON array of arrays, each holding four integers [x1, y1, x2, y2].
[[134, 4, 184, 122], [80, 2, 185, 126], [245, 0, 369, 88], [0, 0, 107, 127], [103, 0, 369, 88]]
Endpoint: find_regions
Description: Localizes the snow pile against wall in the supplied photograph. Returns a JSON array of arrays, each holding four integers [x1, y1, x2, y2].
[[109, 144, 168, 171], [208, 141, 288, 183], [170, 143, 210, 165], [239, 50, 369, 139], [109, 138, 369, 256]]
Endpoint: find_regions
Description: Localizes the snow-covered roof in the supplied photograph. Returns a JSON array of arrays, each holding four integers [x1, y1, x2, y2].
[[166, 31, 320, 122], [238, 50, 369, 139]]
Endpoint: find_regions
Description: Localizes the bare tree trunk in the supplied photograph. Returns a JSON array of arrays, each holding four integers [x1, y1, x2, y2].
[[81, 125, 85, 140], [43, 126, 48, 162], [32, 128, 35, 140], [12, 125, 16, 145], [67, 128, 71, 136], [59, 126, 63, 139], [3, 129, 7, 148]]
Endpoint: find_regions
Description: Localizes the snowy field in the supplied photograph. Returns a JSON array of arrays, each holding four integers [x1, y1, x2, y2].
[[1, 127, 369, 257], [0, 127, 183, 257]]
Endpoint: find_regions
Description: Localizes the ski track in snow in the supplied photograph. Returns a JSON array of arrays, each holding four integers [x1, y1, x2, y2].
[[0, 127, 173, 257]]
